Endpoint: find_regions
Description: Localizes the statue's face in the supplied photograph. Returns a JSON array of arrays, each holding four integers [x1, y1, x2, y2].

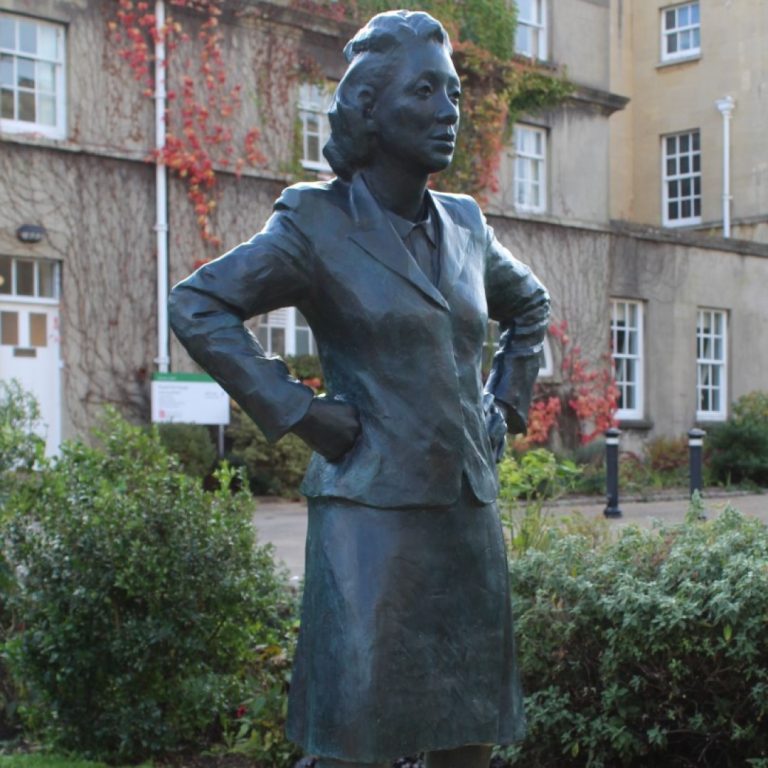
[[370, 41, 460, 175]]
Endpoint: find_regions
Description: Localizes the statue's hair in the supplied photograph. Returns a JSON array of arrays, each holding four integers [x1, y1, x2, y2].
[[322, 11, 452, 180]]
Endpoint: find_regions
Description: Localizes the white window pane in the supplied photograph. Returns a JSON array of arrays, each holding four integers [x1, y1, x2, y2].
[[515, 26, 532, 56], [679, 6, 689, 26], [270, 327, 285, 356], [0, 255, 11, 294], [38, 93, 55, 125], [18, 20, 35, 54], [307, 135, 320, 162], [518, 0, 534, 23], [0, 87, 12, 118], [665, 9, 676, 30], [0, 17, 15, 50], [691, 3, 700, 24], [295, 329, 311, 356], [16, 259, 34, 295], [17, 56, 33, 88], [38, 261, 56, 297], [18, 89, 34, 121], [38, 25, 58, 60], [0, 54, 11, 86], [37, 61, 55, 91]]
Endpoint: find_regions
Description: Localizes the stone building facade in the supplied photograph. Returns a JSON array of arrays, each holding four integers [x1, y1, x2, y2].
[[1, 0, 766, 453]]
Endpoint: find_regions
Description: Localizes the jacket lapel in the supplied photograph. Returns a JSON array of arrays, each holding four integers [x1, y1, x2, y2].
[[430, 192, 471, 293], [348, 175, 449, 311]]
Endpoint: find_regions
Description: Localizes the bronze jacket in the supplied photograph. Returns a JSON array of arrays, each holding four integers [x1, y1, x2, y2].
[[168, 174, 550, 508]]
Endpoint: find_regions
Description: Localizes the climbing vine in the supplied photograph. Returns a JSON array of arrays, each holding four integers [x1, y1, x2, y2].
[[108, 0, 571, 245], [516, 320, 619, 451], [107, 0, 264, 250], [291, 0, 572, 202]]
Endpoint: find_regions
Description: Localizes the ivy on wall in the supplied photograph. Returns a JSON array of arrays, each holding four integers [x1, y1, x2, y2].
[[108, 0, 264, 250], [295, 0, 572, 202], [108, 0, 570, 249]]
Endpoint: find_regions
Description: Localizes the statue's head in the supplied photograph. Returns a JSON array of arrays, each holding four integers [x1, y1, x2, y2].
[[323, 10, 460, 180]]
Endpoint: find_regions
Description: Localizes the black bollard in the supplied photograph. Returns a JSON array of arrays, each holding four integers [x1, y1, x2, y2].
[[688, 428, 706, 498], [604, 427, 622, 518]]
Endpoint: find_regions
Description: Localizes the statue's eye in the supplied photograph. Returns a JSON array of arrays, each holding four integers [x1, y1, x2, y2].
[[450, 90, 462, 103], [415, 83, 433, 98]]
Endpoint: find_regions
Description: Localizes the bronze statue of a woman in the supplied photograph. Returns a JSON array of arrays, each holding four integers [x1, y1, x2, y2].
[[170, 10, 550, 768]]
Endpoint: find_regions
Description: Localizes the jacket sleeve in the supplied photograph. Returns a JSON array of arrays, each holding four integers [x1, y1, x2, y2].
[[483, 220, 551, 434], [168, 202, 316, 442]]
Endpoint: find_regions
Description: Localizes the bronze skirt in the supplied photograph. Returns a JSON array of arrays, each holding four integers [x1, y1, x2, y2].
[[286, 480, 525, 762]]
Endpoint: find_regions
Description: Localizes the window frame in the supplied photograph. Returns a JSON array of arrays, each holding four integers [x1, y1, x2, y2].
[[610, 299, 644, 422], [256, 307, 316, 357], [298, 82, 333, 173], [696, 308, 728, 422], [662, 129, 702, 227], [515, 0, 548, 61], [0, 255, 60, 305], [513, 123, 547, 214], [0, 13, 66, 139], [660, 2, 701, 63]]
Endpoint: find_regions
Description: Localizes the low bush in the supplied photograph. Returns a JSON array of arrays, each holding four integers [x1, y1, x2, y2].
[[645, 435, 688, 476], [156, 422, 217, 479], [708, 420, 768, 487], [1, 409, 297, 763], [0, 379, 44, 500], [504, 507, 768, 767], [498, 449, 582, 556], [0, 379, 44, 739], [226, 406, 311, 497], [708, 391, 768, 487]]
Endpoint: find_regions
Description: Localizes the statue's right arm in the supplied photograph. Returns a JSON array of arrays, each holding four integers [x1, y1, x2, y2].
[[168, 208, 316, 443]]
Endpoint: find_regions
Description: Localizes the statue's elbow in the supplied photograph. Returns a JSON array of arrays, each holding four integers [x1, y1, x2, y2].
[[167, 283, 194, 341]]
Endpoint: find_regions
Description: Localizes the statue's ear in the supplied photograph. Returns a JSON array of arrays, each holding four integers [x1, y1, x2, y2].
[[355, 86, 376, 132]]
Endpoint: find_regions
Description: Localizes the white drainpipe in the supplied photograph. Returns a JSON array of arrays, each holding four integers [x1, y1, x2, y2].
[[715, 96, 735, 239], [154, 0, 170, 372]]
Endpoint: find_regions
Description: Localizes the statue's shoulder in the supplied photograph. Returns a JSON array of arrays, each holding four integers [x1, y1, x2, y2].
[[274, 178, 350, 219], [431, 191, 485, 231]]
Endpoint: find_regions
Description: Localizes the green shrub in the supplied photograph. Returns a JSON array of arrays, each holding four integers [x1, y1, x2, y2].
[[284, 354, 324, 389], [156, 422, 217, 479], [645, 435, 688, 475], [0, 379, 44, 497], [708, 420, 768, 487], [504, 507, 768, 767], [706, 391, 768, 487], [732, 390, 768, 424], [226, 406, 311, 497], [498, 449, 581, 556], [1, 409, 296, 762], [0, 380, 44, 739]]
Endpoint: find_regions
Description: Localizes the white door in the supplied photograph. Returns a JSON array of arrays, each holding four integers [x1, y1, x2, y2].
[[0, 256, 61, 455]]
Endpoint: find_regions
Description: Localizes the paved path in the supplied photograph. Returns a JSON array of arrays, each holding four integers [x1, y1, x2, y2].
[[253, 491, 767, 579]]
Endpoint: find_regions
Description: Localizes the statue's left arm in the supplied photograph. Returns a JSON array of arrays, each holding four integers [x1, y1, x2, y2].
[[482, 221, 551, 435]]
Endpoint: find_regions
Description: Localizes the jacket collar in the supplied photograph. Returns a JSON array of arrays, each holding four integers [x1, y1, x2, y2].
[[347, 173, 470, 311]]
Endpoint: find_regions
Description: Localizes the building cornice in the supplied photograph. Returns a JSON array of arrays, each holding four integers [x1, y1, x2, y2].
[[567, 84, 629, 116], [235, 1, 357, 39], [611, 219, 768, 259], [0, 132, 294, 185]]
